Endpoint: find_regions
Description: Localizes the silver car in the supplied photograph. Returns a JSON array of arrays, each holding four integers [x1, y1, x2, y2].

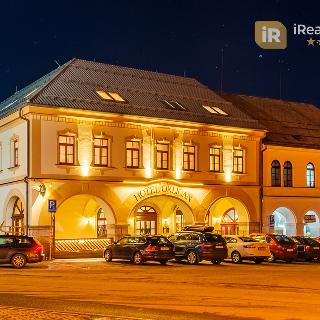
[[223, 235, 270, 264]]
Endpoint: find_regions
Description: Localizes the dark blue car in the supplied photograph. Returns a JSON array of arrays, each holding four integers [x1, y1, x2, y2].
[[168, 227, 228, 265]]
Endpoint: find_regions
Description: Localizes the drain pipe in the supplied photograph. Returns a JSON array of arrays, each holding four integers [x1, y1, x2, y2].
[[259, 142, 267, 232], [19, 108, 30, 235]]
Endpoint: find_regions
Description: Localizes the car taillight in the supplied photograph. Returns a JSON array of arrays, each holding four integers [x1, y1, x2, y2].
[[34, 245, 43, 252], [304, 245, 310, 251], [199, 243, 213, 248], [144, 245, 157, 252]]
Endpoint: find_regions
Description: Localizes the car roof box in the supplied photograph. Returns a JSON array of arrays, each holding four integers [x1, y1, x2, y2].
[[183, 225, 215, 233]]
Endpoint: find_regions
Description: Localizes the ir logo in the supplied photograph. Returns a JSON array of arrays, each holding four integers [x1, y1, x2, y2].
[[255, 21, 287, 49]]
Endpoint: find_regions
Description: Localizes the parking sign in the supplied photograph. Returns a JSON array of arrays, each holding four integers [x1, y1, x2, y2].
[[48, 200, 57, 213]]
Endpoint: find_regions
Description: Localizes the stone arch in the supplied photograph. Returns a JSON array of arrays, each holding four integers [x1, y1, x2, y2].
[[206, 197, 250, 235], [4, 192, 26, 235], [55, 194, 116, 240], [128, 195, 195, 235], [304, 210, 320, 237], [269, 207, 296, 236]]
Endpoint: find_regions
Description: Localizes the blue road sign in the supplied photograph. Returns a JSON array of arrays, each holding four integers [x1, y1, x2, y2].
[[48, 199, 57, 213]]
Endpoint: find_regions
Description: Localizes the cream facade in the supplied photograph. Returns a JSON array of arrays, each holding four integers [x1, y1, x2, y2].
[[0, 105, 264, 255]]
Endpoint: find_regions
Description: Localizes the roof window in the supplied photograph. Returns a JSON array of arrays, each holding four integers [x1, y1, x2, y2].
[[202, 105, 228, 116], [161, 100, 187, 111], [96, 90, 126, 102]]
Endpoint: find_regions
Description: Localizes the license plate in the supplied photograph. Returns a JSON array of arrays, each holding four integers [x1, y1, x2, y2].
[[216, 245, 224, 249], [161, 247, 169, 251], [314, 247, 319, 250], [258, 247, 266, 251], [287, 249, 293, 252]]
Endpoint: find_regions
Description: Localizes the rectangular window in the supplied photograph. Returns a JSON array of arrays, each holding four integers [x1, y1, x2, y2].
[[156, 143, 169, 170], [183, 144, 196, 171], [13, 140, 19, 167], [209, 147, 221, 172], [126, 140, 140, 168], [58, 135, 75, 165], [233, 149, 244, 173], [94, 138, 109, 166]]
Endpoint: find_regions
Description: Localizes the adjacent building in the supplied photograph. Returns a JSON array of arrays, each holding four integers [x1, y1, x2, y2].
[[0, 58, 319, 255]]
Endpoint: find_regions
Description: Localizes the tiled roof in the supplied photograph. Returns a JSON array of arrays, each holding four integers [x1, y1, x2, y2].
[[220, 93, 320, 149], [0, 58, 263, 130]]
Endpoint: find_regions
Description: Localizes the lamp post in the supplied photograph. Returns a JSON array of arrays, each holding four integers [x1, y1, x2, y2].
[[48, 200, 57, 260]]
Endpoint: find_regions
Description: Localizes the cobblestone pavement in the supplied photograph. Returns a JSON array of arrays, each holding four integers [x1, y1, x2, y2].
[[0, 305, 146, 320]]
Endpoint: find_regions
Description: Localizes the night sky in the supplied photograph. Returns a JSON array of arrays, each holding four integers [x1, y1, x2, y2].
[[1, 0, 320, 106]]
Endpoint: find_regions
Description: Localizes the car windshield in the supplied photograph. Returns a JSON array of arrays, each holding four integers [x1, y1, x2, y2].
[[239, 237, 258, 242], [274, 235, 293, 244], [204, 234, 224, 243]]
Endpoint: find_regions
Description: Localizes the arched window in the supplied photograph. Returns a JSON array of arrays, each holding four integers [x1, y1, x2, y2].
[[12, 197, 24, 235], [175, 208, 184, 232], [97, 208, 107, 238], [307, 163, 315, 187], [271, 160, 281, 187], [283, 161, 292, 187]]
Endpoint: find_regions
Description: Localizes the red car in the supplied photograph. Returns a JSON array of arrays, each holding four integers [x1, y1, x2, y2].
[[250, 233, 297, 263]]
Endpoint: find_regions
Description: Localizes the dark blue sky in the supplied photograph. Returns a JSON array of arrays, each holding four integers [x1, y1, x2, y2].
[[0, 0, 319, 105]]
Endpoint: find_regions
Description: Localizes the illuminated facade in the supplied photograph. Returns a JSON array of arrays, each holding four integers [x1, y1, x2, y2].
[[0, 59, 319, 256]]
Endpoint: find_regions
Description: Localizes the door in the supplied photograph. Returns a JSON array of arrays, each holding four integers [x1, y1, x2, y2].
[[113, 237, 128, 259], [221, 208, 239, 235], [135, 206, 157, 235]]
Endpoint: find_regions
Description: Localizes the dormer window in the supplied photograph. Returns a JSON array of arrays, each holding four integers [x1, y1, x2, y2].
[[161, 100, 187, 111], [202, 105, 228, 116], [96, 90, 126, 102]]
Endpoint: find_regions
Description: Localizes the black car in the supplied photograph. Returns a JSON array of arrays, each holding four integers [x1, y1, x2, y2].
[[104, 235, 175, 265], [0, 235, 44, 268], [168, 227, 228, 264], [291, 236, 320, 261]]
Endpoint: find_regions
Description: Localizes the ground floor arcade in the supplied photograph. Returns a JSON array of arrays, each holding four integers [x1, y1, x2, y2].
[[2, 181, 320, 257]]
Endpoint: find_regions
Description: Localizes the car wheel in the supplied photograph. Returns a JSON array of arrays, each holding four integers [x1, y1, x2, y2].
[[267, 252, 276, 263], [254, 259, 264, 264], [133, 252, 143, 265], [11, 254, 27, 269], [104, 250, 112, 262], [159, 260, 168, 265], [231, 251, 242, 264], [186, 250, 198, 265], [211, 259, 222, 264]]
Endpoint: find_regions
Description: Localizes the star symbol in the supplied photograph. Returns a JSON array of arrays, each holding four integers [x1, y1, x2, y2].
[[307, 37, 316, 46]]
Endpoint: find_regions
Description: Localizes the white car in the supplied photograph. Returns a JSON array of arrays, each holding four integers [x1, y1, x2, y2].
[[223, 235, 270, 264]]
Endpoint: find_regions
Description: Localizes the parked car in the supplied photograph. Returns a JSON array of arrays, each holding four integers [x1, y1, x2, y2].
[[104, 235, 175, 265], [250, 233, 297, 263], [168, 226, 228, 264], [223, 235, 270, 264], [291, 236, 320, 261], [0, 235, 44, 268]]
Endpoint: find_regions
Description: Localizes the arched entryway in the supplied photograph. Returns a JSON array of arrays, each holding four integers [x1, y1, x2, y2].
[[207, 197, 249, 235], [129, 196, 194, 235], [135, 206, 157, 235], [55, 194, 115, 239], [269, 207, 296, 236], [304, 211, 320, 237], [5, 196, 25, 235]]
